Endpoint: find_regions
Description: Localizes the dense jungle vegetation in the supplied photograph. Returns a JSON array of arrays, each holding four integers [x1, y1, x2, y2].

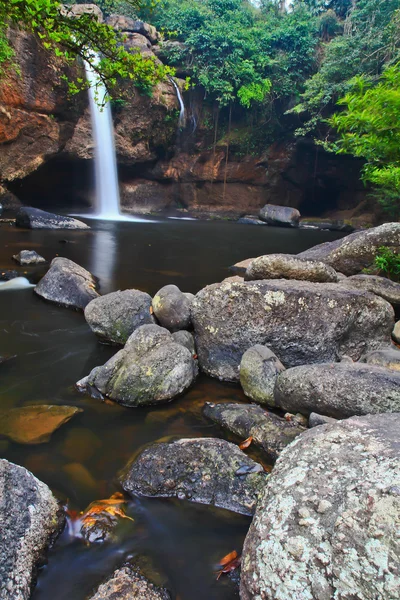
[[1, 0, 399, 210]]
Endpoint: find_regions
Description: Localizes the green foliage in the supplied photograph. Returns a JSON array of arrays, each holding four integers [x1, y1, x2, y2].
[[374, 246, 400, 279], [0, 0, 170, 99]]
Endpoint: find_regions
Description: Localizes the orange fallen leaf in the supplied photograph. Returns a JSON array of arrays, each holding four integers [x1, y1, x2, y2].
[[216, 553, 241, 580], [218, 550, 238, 567], [239, 436, 253, 450], [193, 354, 198, 359], [150, 306, 154, 314]]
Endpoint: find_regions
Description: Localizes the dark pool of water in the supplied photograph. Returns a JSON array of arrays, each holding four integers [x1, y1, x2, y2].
[[0, 218, 344, 599]]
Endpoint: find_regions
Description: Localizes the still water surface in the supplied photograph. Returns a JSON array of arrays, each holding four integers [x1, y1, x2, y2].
[[0, 218, 343, 599]]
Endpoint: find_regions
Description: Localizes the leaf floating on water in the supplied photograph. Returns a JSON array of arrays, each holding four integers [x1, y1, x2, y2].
[[216, 552, 241, 580], [239, 436, 253, 450], [218, 550, 238, 567]]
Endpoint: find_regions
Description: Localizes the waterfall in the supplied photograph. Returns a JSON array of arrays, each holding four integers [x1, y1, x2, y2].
[[169, 77, 186, 128]]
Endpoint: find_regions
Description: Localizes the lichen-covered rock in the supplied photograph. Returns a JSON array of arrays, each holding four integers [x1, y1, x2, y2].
[[362, 347, 400, 372], [12, 250, 46, 265], [393, 321, 400, 344], [152, 284, 192, 331], [203, 402, 305, 462], [259, 204, 300, 227], [240, 414, 400, 600], [16, 207, 89, 230], [80, 324, 197, 407], [341, 274, 400, 307], [229, 258, 255, 276], [191, 280, 394, 382], [298, 222, 400, 275], [88, 563, 170, 600], [0, 459, 64, 599], [34, 257, 99, 310], [120, 437, 267, 516], [239, 345, 285, 405], [274, 362, 400, 418], [171, 330, 196, 356], [245, 254, 338, 283], [84, 289, 155, 345]]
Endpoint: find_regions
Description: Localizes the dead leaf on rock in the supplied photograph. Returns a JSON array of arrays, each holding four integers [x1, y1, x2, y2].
[[239, 436, 253, 450], [216, 551, 241, 580]]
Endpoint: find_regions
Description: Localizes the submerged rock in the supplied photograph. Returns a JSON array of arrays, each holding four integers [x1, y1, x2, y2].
[[15, 207, 90, 230], [239, 345, 285, 405], [84, 289, 155, 345], [274, 362, 400, 418], [362, 347, 400, 371], [240, 413, 400, 600], [34, 257, 99, 310], [245, 254, 338, 283], [237, 215, 268, 226], [191, 280, 393, 381], [0, 459, 64, 599], [88, 563, 170, 600], [259, 204, 300, 227], [81, 324, 197, 407], [0, 405, 82, 444], [120, 437, 267, 516], [203, 402, 305, 462], [12, 250, 46, 265], [341, 274, 400, 307], [298, 222, 400, 275], [79, 492, 132, 544], [152, 284, 192, 331]]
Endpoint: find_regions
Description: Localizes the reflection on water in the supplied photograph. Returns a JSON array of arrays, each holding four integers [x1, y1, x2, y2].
[[0, 219, 344, 599]]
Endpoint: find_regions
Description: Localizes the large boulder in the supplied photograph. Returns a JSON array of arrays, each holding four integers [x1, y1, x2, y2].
[[240, 414, 400, 600], [15, 207, 89, 230], [106, 15, 159, 44], [0, 459, 64, 599], [239, 345, 285, 405], [341, 274, 400, 307], [84, 289, 155, 345], [191, 280, 394, 382], [245, 254, 338, 283], [88, 563, 170, 600], [259, 204, 300, 227], [274, 362, 400, 418], [120, 437, 267, 516], [80, 324, 197, 407], [152, 285, 192, 332], [203, 402, 305, 462], [298, 222, 400, 275], [61, 3, 103, 21], [34, 257, 99, 310]]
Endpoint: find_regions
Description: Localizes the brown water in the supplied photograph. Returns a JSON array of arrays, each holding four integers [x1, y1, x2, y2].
[[0, 218, 344, 599]]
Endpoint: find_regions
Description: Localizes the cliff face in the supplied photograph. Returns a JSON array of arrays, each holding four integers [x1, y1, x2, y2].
[[0, 9, 368, 219]]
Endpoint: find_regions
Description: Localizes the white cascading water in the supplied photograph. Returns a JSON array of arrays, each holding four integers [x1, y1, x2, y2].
[[169, 77, 186, 128]]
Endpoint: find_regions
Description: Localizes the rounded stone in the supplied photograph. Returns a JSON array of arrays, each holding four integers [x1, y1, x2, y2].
[[152, 284, 192, 331]]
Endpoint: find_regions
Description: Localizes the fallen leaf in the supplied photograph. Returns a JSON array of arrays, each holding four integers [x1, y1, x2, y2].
[[150, 306, 154, 314], [216, 554, 241, 580], [218, 550, 238, 567], [239, 436, 253, 450]]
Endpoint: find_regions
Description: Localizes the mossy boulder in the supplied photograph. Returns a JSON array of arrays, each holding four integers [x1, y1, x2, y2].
[[152, 284, 192, 331], [239, 345, 285, 405]]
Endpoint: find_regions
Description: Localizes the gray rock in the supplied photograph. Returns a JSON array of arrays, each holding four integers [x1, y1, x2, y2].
[[238, 215, 268, 226], [203, 402, 305, 462], [341, 274, 400, 307], [362, 347, 400, 372], [393, 321, 400, 344], [106, 15, 159, 43], [259, 204, 300, 227], [245, 254, 338, 283], [152, 284, 192, 331], [240, 345, 285, 405], [308, 412, 338, 428], [61, 3, 103, 22], [229, 258, 255, 276], [299, 219, 354, 232], [34, 257, 99, 311], [298, 222, 400, 275], [274, 362, 400, 418], [240, 413, 400, 600], [81, 324, 197, 407], [0, 459, 64, 600], [15, 207, 90, 230], [12, 250, 46, 265], [191, 280, 393, 382], [120, 437, 267, 516], [88, 563, 170, 600], [84, 289, 155, 345], [171, 330, 196, 356]]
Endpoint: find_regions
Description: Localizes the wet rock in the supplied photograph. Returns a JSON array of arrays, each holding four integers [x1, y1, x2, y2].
[[299, 218, 354, 232], [16, 207, 90, 230], [308, 412, 338, 428], [393, 321, 400, 343], [229, 258, 255, 276], [203, 403, 305, 462], [191, 280, 393, 381], [12, 250, 46, 265], [239, 345, 285, 406], [274, 362, 400, 418], [84, 289, 155, 345], [0, 459, 64, 599], [0, 269, 19, 281], [88, 563, 170, 600], [259, 204, 300, 227], [240, 413, 400, 600], [121, 437, 267, 516], [298, 222, 400, 275], [81, 324, 197, 407], [238, 215, 268, 226], [340, 274, 400, 307], [152, 284, 192, 331], [0, 405, 82, 444], [79, 493, 132, 544], [171, 330, 196, 356], [361, 346, 400, 371], [34, 257, 99, 310], [245, 254, 338, 283], [223, 275, 244, 283]]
